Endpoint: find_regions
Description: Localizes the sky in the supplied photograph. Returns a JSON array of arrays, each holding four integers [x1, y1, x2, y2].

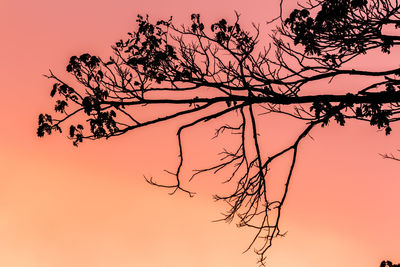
[[1, 0, 399, 266]]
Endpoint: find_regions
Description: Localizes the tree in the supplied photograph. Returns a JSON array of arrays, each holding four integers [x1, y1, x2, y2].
[[381, 260, 400, 267], [38, 0, 400, 265]]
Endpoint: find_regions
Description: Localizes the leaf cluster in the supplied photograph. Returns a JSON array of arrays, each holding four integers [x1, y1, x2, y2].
[[283, 0, 397, 64]]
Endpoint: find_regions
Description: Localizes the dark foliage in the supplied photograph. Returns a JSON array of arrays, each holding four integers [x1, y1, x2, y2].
[[381, 260, 400, 267]]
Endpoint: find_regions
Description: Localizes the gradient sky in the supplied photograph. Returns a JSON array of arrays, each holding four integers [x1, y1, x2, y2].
[[1, 0, 399, 266]]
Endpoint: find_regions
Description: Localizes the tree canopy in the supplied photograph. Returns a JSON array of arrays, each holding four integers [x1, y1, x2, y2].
[[38, 0, 400, 265]]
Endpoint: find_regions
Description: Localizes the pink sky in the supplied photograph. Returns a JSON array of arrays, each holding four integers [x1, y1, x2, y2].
[[1, 0, 399, 266]]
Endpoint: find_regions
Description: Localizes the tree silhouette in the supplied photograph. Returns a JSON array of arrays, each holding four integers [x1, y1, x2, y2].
[[381, 260, 400, 267], [38, 0, 400, 265]]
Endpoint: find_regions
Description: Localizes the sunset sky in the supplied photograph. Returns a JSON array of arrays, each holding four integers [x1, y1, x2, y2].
[[1, 0, 399, 266]]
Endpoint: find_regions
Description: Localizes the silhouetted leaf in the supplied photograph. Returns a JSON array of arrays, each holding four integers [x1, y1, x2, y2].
[[97, 70, 103, 79], [385, 126, 392, 135], [79, 53, 91, 62], [51, 83, 58, 97], [38, 114, 44, 125], [69, 125, 76, 138]]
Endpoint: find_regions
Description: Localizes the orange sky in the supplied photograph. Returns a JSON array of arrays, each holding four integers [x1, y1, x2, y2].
[[1, 0, 399, 266]]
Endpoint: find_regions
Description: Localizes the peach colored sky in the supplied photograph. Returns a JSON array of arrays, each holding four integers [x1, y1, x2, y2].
[[1, 0, 399, 266]]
